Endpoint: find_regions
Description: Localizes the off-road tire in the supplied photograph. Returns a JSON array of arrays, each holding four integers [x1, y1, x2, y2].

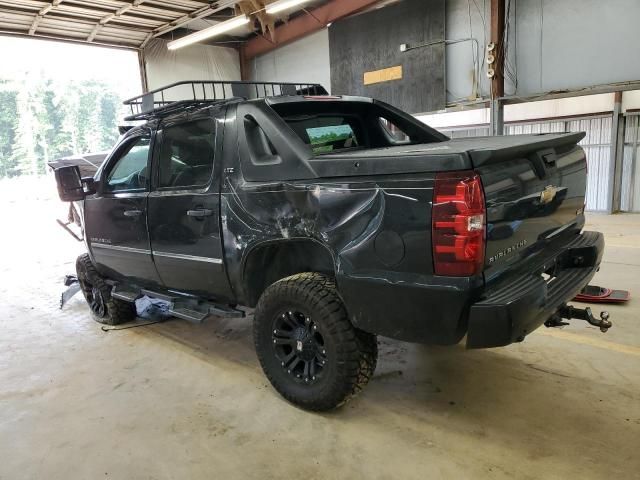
[[254, 272, 378, 411], [76, 253, 136, 326]]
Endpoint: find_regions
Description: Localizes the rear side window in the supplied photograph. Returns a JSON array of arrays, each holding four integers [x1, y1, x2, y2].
[[157, 120, 215, 189], [379, 117, 410, 143]]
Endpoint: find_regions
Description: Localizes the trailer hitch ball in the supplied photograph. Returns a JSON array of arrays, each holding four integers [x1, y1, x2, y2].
[[598, 311, 612, 333], [547, 305, 612, 333]]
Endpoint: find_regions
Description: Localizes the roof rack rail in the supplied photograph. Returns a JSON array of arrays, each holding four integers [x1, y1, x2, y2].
[[122, 80, 327, 121]]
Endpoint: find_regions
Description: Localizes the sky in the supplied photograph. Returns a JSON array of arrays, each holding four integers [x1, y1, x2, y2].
[[0, 35, 142, 98]]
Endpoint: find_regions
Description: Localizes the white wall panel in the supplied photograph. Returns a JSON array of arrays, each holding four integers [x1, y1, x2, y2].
[[621, 115, 640, 212], [513, 0, 640, 96], [250, 29, 331, 93], [143, 38, 241, 92], [444, 0, 491, 102]]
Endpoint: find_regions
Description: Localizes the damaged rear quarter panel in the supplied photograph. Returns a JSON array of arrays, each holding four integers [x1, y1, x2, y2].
[[221, 174, 435, 303]]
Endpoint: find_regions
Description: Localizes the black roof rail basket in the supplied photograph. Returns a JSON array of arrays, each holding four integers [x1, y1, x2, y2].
[[122, 80, 327, 121]]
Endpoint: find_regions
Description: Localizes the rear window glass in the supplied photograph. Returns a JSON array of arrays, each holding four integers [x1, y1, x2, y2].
[[270, 100, 446, 155], [284, 114, 362, 155], [306, 123, 359, 154]]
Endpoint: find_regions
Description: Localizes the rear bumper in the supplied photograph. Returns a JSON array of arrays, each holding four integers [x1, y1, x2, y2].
[[466, 231, 604, 348]]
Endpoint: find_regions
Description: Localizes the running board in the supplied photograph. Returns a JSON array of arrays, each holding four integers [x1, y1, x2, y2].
[[112, 286, 141, 303], [169, 306, 209, 323], [209, 304, 244, 318], [110, 285, 245, 323]]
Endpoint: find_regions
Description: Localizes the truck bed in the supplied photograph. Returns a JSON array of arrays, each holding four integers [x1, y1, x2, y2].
[[307, 133, 585, 177]]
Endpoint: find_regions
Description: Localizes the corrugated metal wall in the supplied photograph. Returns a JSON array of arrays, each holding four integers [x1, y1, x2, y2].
[[445, 126, 490, 138], [439, 114, 613, 211], [621, 114, 640, 212], [569, 117, 612, 212]]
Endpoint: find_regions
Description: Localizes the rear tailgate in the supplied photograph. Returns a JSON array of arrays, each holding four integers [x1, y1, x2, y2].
[[458, 132, 588, 283]]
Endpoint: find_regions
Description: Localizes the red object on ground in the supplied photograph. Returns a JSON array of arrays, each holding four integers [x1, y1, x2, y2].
[[574, 285, 630, 304]]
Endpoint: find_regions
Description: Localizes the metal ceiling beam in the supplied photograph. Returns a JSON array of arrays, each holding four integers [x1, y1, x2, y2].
[[242, 0, 383, 60], [1, 0, 238, 49], [0, 29, 140, 49], [87, 0, 144, 42], [29, 0, 63, 35], [149, 0, 237, 39]]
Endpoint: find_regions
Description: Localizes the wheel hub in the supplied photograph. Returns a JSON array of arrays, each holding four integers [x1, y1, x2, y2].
[[89, 286, 106, 317], [79, 271, 107, 318], [272, 310, 327, 384]]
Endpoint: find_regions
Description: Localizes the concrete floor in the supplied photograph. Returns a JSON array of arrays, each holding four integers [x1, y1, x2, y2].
[[1, 178, 639, 480]]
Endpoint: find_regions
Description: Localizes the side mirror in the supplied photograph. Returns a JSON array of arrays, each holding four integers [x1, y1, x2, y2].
[[54, 166, 88, 202]]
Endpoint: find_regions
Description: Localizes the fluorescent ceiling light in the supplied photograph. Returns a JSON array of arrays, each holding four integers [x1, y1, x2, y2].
[[167, 14, 250, 50], [266, 0, 312, 15]]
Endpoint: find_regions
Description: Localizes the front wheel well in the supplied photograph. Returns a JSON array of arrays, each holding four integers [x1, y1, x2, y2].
[[242, 240, 336, 307]]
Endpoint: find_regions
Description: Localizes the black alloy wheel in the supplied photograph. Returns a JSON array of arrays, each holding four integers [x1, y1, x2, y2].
[[272, 310, 328, 384]]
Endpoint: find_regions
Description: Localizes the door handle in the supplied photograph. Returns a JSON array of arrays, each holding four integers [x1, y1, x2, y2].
[[123, 209, 143, 217], [187, 209, 214, 218]]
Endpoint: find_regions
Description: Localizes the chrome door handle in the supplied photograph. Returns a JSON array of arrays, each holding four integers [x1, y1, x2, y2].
[[123, 209, 143, 217], [187, 209, 213, 218]]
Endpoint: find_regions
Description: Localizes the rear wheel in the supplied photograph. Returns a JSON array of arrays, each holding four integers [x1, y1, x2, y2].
[[254, 272, 377, 411], [76, 254, 136, 326]]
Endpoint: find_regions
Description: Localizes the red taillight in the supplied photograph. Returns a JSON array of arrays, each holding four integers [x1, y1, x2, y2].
[[432, 171, 486, 276]]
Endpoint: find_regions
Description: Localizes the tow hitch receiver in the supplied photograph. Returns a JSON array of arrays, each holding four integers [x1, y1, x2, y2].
[[545, 304, 612, 332]]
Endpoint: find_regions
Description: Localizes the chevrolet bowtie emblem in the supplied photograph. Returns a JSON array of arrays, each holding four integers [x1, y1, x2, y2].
[[540, 185, 558, 204]]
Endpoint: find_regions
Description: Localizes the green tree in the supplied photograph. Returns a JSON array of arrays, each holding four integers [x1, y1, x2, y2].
[[0, 82, 19, 177], [99, 91, 120, 148], [0, 75, 126, 178], [11, 80, 39, 176]]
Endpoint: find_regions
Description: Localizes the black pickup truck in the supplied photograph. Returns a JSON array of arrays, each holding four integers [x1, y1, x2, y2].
[[54, 80, 611, 411]]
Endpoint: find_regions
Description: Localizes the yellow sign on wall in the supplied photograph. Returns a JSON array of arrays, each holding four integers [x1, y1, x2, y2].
[[363, 66, 403, 85]]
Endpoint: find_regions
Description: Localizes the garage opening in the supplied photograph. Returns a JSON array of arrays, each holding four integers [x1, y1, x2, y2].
[[0, 36, 141, 179]]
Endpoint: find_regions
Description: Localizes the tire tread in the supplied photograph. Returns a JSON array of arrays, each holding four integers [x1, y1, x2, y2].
[[76, 254, 136, 326], [254, 272, 377, 411]]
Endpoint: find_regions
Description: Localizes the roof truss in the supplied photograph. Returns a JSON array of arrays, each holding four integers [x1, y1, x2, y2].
[[0, 0, 237, 48]]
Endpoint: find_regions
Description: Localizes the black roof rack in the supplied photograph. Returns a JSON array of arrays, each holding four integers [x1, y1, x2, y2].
[[122, 80, 327, 121]]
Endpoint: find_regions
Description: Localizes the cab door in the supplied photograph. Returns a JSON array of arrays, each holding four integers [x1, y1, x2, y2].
[[147, 115, 233, 300], [85, 130, 162, 286]]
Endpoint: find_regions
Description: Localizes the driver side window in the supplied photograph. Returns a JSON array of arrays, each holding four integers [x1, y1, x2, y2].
[[106, 136, 151, 192]]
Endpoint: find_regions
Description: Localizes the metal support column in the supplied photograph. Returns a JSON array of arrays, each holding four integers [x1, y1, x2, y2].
[[610, 91, 623, 213], [629, 115, 639, 211], [239, 45, 251, 81], [137, 49, 149, 93], [490, 0, 505, 136], [490, 99, 504, 136]]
